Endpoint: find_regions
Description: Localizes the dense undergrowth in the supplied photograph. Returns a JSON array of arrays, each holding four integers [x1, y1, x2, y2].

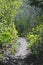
[[0, 0, 23, 59], [0, 0, 43, 65]]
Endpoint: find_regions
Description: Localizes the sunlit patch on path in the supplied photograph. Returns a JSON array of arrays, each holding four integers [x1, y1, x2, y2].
[[15, 37, 31, 59]]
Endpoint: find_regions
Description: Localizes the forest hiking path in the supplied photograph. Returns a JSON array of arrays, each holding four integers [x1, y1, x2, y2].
[[15, 37, 31, 59]]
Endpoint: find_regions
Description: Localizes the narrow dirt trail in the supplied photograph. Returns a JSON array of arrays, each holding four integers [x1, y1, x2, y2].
[[15, 37, 31, 59]]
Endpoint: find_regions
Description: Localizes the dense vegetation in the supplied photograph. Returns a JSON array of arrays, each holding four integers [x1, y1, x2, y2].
[[27, 0, 43, 64], [28, 0, 43, 9], [27, 0, 43, 53], [0, 0, 23, 58], [0, 0, 43, 65]]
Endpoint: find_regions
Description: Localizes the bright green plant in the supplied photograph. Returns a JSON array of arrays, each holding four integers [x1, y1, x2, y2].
[[0, 0, 23, 46], [27, 24, 43, 55], [0, 22, 18, 48], [0, 0, 23, 58]]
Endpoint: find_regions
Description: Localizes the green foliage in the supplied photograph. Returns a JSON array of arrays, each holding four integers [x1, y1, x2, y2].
[[14, 5, 43, 37], [0, 0, 23, 46], [27, 24, 43, 55], [28, 0, 43, 9], [14, 19, 30, 36], [0, 54, 3, 59], [0, 0, 23, 58], [0, 0, 22, 58], [0, 22, 18, 48], [0, 0, 23, 23]]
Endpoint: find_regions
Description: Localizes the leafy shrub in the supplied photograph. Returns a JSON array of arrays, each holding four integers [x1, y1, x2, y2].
[[0, 0, 22, 51], [0, 21, 18, 48], [0, 0, 23, 46], [27, 24, 43, 55]]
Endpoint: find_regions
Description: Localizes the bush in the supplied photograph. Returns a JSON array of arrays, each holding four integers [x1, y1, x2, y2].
[[0, 21, 18, 48], [27, 24, 43, 55], [0, 0, 23, 48]]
